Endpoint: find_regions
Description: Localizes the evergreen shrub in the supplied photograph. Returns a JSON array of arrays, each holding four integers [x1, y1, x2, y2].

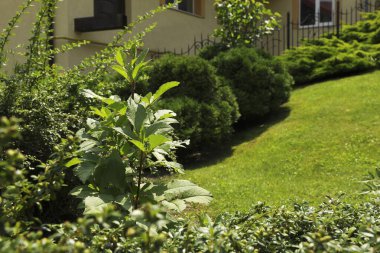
[[281, 11, 380, 85], [198, 43, 228, 61], [146, 55, 240, 152], [212, 47, 293, 121], [281, 39, 378, 85]]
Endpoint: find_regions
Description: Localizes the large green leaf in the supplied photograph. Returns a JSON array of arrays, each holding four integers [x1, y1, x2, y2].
[[161, 199, 186, 212], [113, 126, 138, 140], [132, 61, 150, 80], [79, 139, 99, 152], [134, 104, 147, 133], [65, 157, 81, 168], [129, 140, 146, 152], [147, 134, 170, 151], [93, 150, 126, 191], [84, 195, 114, 215], [82, 90, 116, 105], [86, 118, 99, 129], [82, 89, 104, 101], [162, 180, 213, 211], [126, 97, 138, 125], [154, 110, 176, 120], [160, 161, 184, 174], [70, 185, 96, 199], [112, 65, 131, 83], [115, 195, 133, 211], [135, 48, 149, 66], [115, 50, 125, 66], [145, 121, 172, 136], [152, 81, 180, 103], [74, 161, 96, 183]]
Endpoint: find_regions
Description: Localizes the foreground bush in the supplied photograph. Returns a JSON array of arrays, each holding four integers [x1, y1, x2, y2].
[[212, 47, 293, 121], [2, 196, 380, 252], [281, 11, 380, 85], [146, 55, 240, 152], [0, 50, 213, 251], [2, 110, 380, 252]]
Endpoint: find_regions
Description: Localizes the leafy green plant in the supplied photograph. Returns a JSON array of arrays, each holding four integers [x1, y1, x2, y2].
[[214, 0, 281, 47], [69, 51, 212, 214]]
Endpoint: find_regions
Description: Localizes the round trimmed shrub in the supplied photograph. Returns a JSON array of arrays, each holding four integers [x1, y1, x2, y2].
[[198, 43, 228, 61], [146, 55, 240, 151], [212, 47, 293, 121]]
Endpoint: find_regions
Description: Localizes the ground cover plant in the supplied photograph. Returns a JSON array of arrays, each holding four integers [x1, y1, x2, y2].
[[281, 11, 380, 85], [176, 71, 380, 215]]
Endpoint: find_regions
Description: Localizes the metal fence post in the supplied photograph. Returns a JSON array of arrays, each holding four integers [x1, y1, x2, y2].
[[336, 1, 340, 38], [287, 12, 291, 49]]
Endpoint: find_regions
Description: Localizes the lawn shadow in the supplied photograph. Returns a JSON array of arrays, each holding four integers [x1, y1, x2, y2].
[[182, 106, 291, 170]]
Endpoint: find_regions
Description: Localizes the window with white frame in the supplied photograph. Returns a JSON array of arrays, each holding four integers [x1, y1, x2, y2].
[[300, 0, 334, 26], [166, 0, 194, 14]]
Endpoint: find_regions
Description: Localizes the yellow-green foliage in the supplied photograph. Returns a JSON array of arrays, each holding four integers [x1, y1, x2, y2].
[[341, 11, 380, 44], [281, 11, 380, 85]]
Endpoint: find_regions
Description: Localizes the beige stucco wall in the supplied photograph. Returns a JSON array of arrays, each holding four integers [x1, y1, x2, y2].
[[0, 0, 217, 70], [132, 0, 217, 52], [0, 0, 40, 72]]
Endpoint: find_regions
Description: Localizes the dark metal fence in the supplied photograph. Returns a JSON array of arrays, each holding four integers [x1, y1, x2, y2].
[[151, 0, 379, 58]]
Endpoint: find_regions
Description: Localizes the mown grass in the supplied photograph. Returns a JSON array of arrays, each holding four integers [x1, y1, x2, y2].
[[175, 70, 380, 215]]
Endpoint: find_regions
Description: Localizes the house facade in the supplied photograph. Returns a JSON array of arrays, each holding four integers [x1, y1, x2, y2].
[[263, 0, 378, 55], [0, 0, 377, 69], [0, 0, 216, 69], [270, 0, 364, 25]]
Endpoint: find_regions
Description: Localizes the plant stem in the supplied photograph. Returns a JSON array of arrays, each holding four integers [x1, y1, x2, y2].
[[134, 150, 145, 209], [131, 80, 136, 100]]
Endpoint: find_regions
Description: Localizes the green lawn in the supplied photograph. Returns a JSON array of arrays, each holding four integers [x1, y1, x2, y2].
[[176, 70, 380, 215]]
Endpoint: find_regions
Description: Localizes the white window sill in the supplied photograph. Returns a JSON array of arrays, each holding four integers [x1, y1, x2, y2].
[[299, 22, 334, 28]]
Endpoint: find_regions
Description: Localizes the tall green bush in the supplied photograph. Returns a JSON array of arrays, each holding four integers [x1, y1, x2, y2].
[[212, 47, 293, 121], [68, 50, 212, 214], [145, 55, 240, 152], [214, 0, 280, 47]]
